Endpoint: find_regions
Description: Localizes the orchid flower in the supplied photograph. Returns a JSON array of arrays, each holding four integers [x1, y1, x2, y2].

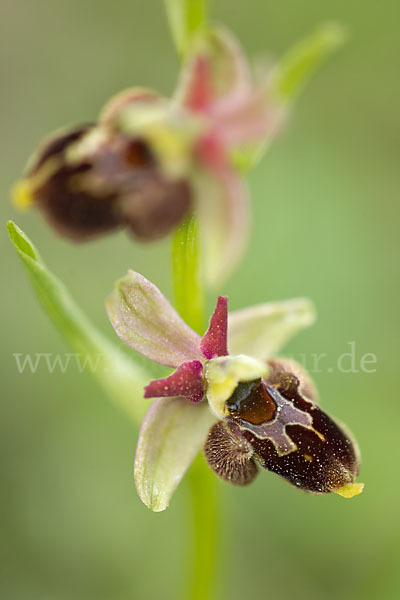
[[94, 27, 285, 286], [106, 271, 363, 512], [12, 25, 340, 286]]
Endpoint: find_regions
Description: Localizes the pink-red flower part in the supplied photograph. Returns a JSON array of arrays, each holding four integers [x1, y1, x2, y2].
[[144, 296, 229, 402]]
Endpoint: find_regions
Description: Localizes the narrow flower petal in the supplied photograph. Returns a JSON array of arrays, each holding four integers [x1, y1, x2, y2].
[[200, 296, 229, 359], [181, 57, 214, 112], [144, 360, 204, 403], [228, 298, 316, 359], [106, 270, 202, 367], [195, 160, 250, 286], [175, 27, 252, 113], [134, 396, 217, 512]]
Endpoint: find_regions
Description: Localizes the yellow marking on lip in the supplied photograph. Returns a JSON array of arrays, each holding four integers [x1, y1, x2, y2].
[[334, 482, 364, 498], [304, 454, 313, 462], [12, 155, 62, 212], [311, 427, 325, 442], [12, 179, 34, 210]]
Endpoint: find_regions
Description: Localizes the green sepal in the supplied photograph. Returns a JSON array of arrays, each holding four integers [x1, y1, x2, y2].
[[271, 21, 347, 102], [233, 22, 346, 173], [135, 396, 216, 511]]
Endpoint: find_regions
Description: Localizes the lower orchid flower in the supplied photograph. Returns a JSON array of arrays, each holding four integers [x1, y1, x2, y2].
[[106, 271, 363, 512]]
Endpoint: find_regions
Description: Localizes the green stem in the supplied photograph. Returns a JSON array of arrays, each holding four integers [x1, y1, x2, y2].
[[172, 215, 204, 334], [186, 454, 220, 600], [171, 215, 219, 600]]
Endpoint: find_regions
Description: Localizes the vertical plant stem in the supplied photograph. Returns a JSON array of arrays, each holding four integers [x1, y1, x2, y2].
[[172, 215, 204, 334], [171, 214, 219, 600], [186, 453, 220, 600]]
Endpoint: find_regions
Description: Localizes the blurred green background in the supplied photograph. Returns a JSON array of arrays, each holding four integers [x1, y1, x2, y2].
[[1, 1, 399, 599]]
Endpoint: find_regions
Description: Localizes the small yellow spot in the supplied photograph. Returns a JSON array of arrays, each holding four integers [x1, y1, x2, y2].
[[334, 482, 364, 499], [12, 179, 34, 211], [304, 454, 313, 462]]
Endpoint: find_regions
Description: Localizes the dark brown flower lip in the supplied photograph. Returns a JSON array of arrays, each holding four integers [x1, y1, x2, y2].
[[17, 123, 193, 242], [36, 164, 123, 241], [234, 377, 359, 493], [204, 361, 362, 496]]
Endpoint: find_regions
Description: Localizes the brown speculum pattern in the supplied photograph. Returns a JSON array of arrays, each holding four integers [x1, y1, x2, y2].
[[204, 364, 360, 493]]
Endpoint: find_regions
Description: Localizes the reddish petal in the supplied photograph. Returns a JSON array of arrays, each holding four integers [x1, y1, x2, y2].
[[144, 360, 205, 403], [182, 57, 214, 113], [201, 297, 229, 359]]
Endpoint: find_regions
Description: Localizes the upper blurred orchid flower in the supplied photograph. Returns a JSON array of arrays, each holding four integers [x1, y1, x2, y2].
[[99, 27, 285, 284], [13, 24, 340, 285], [106, 271, 363, 512]]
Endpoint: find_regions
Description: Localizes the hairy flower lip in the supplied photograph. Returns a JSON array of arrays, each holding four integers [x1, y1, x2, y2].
[[218, 366, 363, 495]]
